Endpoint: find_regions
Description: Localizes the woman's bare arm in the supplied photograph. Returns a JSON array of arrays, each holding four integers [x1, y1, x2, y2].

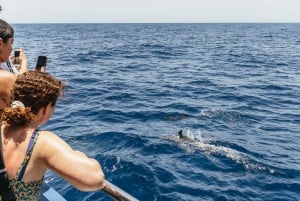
[[38, 131, 105, 191]]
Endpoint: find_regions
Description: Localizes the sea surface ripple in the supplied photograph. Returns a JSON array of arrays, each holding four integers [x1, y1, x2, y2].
[[13, 23, 300, 201]]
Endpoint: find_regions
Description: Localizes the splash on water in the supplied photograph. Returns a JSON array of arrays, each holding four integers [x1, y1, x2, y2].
[[165, 129, 275, 174]]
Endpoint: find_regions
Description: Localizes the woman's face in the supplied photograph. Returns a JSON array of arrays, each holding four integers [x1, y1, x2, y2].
[[0, 37, 13, 62]]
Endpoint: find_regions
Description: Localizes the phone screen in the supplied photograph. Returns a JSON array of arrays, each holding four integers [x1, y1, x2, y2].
[[14, 50, 20, 57], [14, 49, 21, 64], [35, 56, 47, 71]]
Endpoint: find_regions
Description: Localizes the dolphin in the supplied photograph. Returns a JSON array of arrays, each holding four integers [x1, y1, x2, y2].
[[177, 130, 195, 142]]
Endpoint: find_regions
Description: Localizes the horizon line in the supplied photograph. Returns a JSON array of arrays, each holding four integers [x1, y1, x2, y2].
[[10, 21, 300, 24]]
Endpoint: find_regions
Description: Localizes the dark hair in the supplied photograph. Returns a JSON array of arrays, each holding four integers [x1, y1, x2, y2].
[[0, 19, 14, 43], [1, 71, 64, 127]]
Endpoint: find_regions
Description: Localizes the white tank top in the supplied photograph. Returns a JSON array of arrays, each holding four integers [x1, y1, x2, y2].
[[0, 61, 19, 75]]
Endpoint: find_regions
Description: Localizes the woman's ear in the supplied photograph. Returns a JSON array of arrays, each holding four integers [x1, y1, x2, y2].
[[41, 105, 48, 115], [41, 104, 52, 115], [0, 38, 4, 54], [35, 103, 53, 126]]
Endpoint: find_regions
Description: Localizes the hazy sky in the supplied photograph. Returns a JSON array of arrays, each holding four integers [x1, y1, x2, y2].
[[1, 0, 300, 23]]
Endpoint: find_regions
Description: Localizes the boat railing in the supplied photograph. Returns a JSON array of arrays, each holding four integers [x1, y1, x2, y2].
[[102, 180, 139, 201]]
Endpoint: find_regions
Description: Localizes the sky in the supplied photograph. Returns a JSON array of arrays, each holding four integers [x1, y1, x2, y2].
[[0, 0, 300, 23]]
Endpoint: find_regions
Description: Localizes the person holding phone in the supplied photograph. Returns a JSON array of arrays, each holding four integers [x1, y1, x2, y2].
[[0, 19, 18, 115], [0, 19, 28, 75], [0, 19, 15, 72], [0, 71, 105, 200], [0, 19, 32, 113]]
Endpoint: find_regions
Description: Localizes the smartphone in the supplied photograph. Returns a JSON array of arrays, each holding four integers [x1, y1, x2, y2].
[[14, 49, 21, 64], [35, 56, 47, 71]]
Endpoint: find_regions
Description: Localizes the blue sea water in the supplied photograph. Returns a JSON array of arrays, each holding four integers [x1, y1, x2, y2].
[[13, 23, 300, 201]]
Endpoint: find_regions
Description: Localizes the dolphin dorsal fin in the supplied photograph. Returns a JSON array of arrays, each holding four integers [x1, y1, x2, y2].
[[178, 130, 183, 138]]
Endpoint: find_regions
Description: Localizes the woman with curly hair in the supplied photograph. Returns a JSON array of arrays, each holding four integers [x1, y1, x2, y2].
[[0, 71, 105, 201]]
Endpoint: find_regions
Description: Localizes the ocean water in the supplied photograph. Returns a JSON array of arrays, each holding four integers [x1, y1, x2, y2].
[[13, 23, 300, 201]]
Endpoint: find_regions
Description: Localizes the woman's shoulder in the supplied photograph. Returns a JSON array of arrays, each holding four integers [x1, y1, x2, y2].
[[37, 130, 60, 140], [36, 130, 73, 155], [36, 130, 61, 145]]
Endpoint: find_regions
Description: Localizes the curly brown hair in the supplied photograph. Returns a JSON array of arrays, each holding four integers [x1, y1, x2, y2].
[[1, 70, 64, 127]]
